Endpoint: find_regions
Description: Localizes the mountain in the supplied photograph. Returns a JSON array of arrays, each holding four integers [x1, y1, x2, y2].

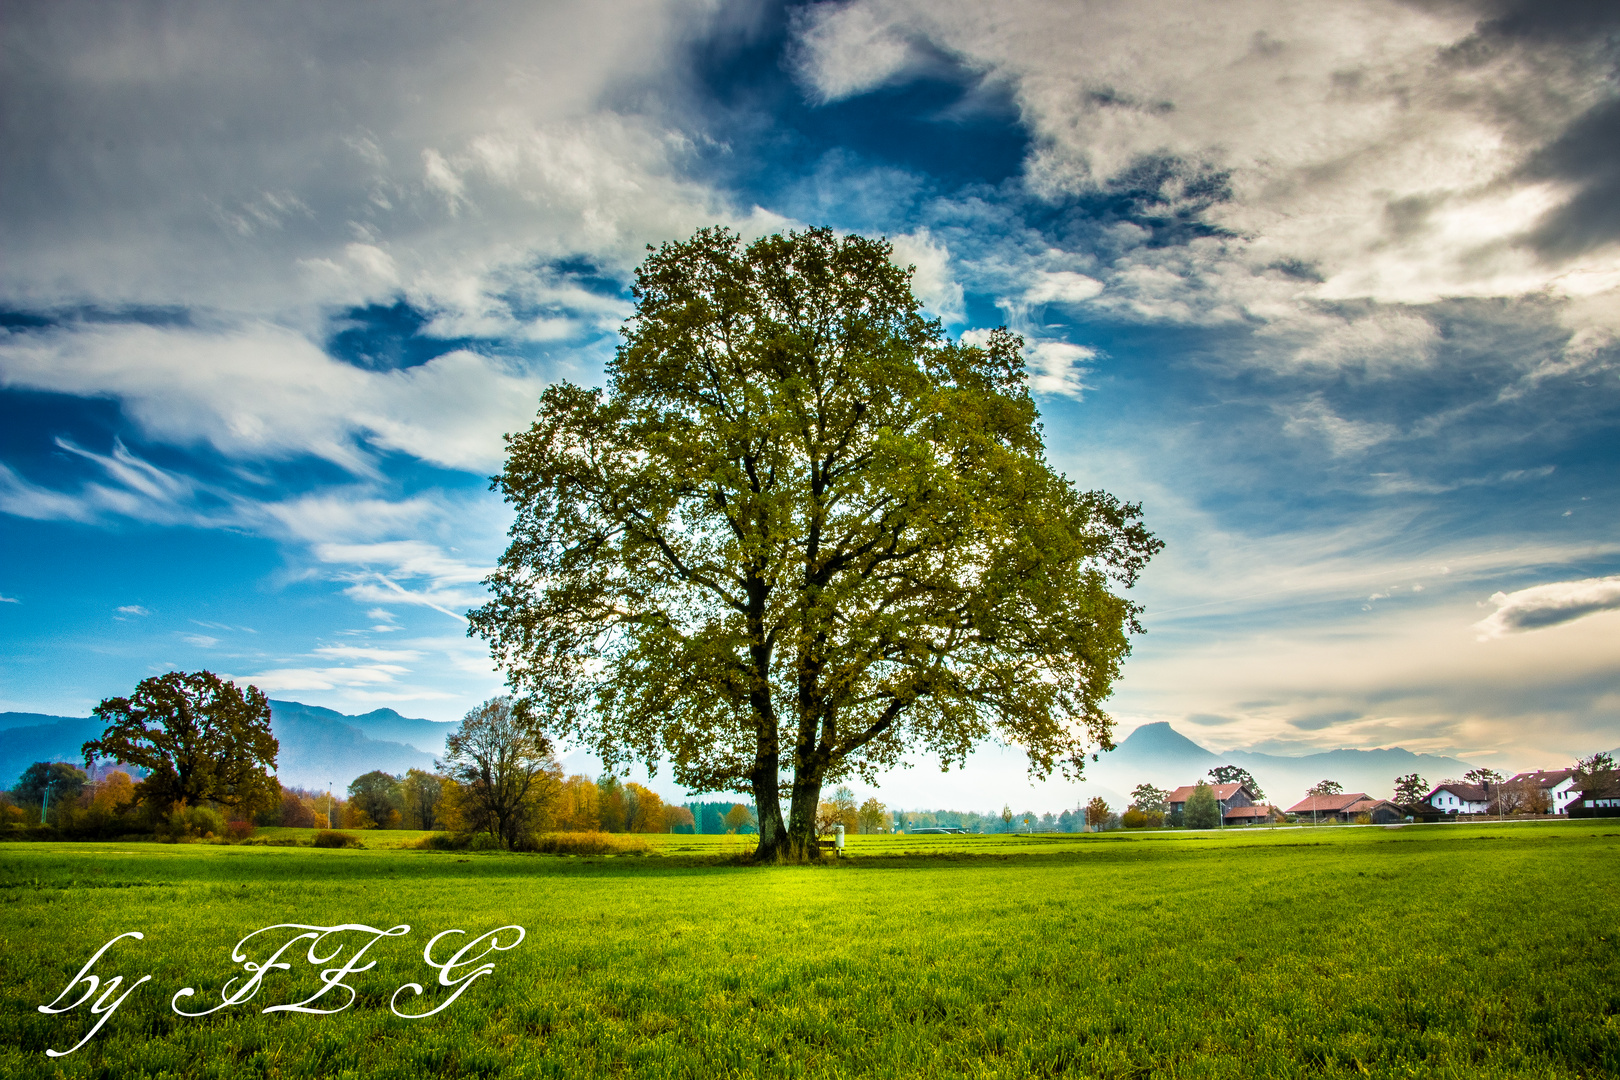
[[266, 700, 454, 756], [0, 701, 449, 790], [0, 715, 105, 789]]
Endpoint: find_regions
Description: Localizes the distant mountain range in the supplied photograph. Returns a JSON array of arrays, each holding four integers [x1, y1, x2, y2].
[[0, 700, 456, 791], [1091, 722, 1485, 806], [1, 704, 1607, 807]]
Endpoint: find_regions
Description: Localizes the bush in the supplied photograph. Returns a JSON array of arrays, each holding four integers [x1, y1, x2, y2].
[[312, 830, 362, 849], [225, 820, 255, 841], [1121, 808, 1164, 829], [526, 832, 651, 856], [157, 804, 227, 842]]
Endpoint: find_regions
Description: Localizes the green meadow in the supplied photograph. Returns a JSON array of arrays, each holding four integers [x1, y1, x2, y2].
[[2, 823, 1616, 1079]]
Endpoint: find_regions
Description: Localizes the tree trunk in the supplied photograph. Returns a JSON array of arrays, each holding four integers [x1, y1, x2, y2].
[[751, 751, 789, 861], [785, 769, 824, 860]]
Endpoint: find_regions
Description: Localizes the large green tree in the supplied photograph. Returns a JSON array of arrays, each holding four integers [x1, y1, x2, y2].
[[1184, 781, 1221, 829], [82, 671, 279, 816], [470, 226, 1162, 860], [1208, 764, 1263, 799]]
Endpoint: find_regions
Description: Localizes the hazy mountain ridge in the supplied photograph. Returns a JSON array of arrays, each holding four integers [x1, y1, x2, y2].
[[0, 701, 451, 789]]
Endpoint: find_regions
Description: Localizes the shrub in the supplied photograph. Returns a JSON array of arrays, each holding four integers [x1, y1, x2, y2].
[[526, 832, 651, 856], [157, 804, 227, 842], [225, 820, 255, 841], [312, 830, 362, 849]]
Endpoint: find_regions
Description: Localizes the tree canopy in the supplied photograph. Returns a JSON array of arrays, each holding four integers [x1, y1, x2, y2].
[[1208, 764, 1263, 799], [470, 226, 1162, 860], [440, 696, 560, 850], [1183, 782, 1220, 829], [82, 670, 279, 815]]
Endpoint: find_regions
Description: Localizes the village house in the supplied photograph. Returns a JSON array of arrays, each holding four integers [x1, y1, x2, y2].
[[1221, 803, 1280, 826], [1284, 792, 1404, 823], [1167, 782, 1261, 823], [1425, 782, 1491, 815], [1505, 769, 1582, 815]]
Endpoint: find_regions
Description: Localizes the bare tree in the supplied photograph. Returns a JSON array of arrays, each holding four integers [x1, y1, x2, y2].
[[440, 697, 560, 850]]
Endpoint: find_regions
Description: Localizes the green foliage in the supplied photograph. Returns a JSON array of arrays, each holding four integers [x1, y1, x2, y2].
[[400, 769, 445, 830], [11, 762, 88, 815], [1306, 779, 1344, 797], [1208, 764, 1263, 799], [1, 826, 1617, 1078], [156, 804, 227, 842], [1129, 782, 1169, 815], [1184, 781, 1220, 829], [470, 226, 1162, 860], [1393, 772, 1428, 809], [346, 770, 403, 829], [83, 671, 279, 817], [311, 830, 361, 849]]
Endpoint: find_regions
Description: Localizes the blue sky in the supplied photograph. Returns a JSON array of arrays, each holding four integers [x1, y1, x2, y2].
[[3, 0, 1619, 787]]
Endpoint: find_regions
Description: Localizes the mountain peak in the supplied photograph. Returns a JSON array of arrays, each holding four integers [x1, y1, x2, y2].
[[1111, 722, 1218, 762]]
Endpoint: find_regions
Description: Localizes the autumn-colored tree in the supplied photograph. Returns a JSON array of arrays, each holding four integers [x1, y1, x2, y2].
[[554, 774, 602, 831], [83, 671, 280, 817], [663, 805, 696, 832], [1519, 782, 1552, 815], [88, 770, 135, 818], [623, 782, 667, 833], [815, 786, 857, 835], [469, 227, 1162, 860], [857, 796, 886, 834], [277, 789, 317, 829], [1084, 796, 1110, 828], [724, 804, 756, 834]]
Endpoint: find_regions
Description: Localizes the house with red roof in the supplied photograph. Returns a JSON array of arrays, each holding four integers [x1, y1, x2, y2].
[[1425, 782, 1490, 815], [1285, 792, 1406, 824], [1166, 782, 1276, 825]]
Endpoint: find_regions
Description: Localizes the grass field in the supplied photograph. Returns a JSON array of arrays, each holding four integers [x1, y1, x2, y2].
[[2, 823, 1616, 1078]]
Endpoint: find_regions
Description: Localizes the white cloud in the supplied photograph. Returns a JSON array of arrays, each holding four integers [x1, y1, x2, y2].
[[1280, 397, 1397, 456], [793, 0, 1620, 352], [1024, 341, 1095, 399], [0, 594, 19, 604], [115, 605, 150, 617], [182, 635, 219, 647], [1475, 576, 1620, 639], [889, 229, 965, 324], [1023, 271, 1104, 306], [0, 323, 550, 474]]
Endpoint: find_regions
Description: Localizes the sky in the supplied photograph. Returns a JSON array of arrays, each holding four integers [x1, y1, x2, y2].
[[3, 0, 1618, 799]]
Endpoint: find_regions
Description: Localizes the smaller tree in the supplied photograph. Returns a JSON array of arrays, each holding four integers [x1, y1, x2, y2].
[[663, 805, 696, 833], [13, 761, 89, 817], [1518, 781, 1552, 816], [554, 774, 601, 831], [1208, 765, 1264, 799], [1572, 752, 1619, 801], [724, 804, 757, 834], [1129, 783, 1170, 815], [439, 697, 561, 850], [1184, 782, 1220, 829], [1306, 780, 1344, 797], [1001, 804, 1013, 827], [1393, 773, 1428, 811], [347, 771, 403, 829], [623, 782, 667, 833], [857, 797, 886, 834], [1084, 796, 1110, 829], [401, 769, 446, 830]]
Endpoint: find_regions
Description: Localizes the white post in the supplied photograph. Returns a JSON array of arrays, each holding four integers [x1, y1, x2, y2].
[[834, 824, 845, 856]]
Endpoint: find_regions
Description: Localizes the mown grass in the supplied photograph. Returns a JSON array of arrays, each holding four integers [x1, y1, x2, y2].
[[1, 822, 1616, 1078]]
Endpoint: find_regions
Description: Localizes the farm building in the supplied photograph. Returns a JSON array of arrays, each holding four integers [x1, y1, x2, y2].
[[1167, 782, 1259, 819], [1284, 792, 1401, 823], [1221, 803, 1280, 826]]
